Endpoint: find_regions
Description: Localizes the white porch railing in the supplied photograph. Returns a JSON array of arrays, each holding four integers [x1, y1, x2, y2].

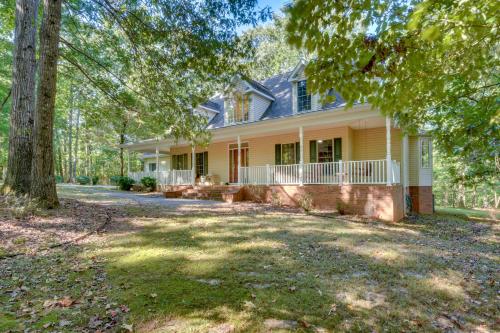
[[240, 159, 401, 185], [128, 170, 192, 186]]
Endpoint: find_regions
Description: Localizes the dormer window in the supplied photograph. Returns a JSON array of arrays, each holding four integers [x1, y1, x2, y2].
[[228, 93, 250, 123], [297, 80, 311, 112]]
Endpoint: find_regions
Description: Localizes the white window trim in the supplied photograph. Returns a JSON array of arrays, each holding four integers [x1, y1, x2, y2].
[[419, 137, 432, 169]]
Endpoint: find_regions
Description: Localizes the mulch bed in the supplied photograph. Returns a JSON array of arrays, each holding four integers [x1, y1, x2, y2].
[[0, 197, 115, 257]]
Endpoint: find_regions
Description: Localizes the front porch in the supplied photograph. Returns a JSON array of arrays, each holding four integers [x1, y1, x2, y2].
[[129, 158, 401, 187]]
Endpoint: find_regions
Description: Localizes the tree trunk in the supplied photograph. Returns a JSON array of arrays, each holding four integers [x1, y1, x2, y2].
[[67, 97, 73, 182], [73, 107, 80, 178], [119, 136, 125, 177], [119, 120, 127, 177], [2, 0, 38, 195], [55, 129, 63, 178], [30, 0, 62, 208]]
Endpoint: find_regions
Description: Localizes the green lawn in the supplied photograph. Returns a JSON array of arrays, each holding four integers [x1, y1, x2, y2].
[[1, 187, 498, 332], [436, 206, 499, 220]]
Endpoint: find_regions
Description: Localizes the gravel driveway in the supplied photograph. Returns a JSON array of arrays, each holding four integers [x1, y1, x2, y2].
[[57, 184, 225, 208]]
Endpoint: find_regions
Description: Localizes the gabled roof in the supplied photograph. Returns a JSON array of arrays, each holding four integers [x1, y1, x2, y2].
[[205, 64, 348, 130], [199, 100, 221, 113]]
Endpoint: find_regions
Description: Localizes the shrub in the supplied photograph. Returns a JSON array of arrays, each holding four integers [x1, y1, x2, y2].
[[75, 176, 91, 185], [140, 176, 157, 189], [298, 193, 313, 212], [110, 176, 122, 185], [92, 176, 99, 185], [118, 176, 135, 191], [55, 175, 64, 183]]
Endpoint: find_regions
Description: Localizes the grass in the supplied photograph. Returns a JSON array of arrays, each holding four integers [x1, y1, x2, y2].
[[436, 206, 499, 220], [1, 186, 498, 332]]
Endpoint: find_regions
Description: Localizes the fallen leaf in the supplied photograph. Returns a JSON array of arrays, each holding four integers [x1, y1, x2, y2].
[[328, 304, 337, 315], [122, 323, 133, 332], [150, 293, 157, 298], [299, 319, 311, 328]]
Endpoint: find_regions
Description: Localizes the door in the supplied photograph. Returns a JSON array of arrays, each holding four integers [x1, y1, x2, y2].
[[229, 144, 249, 183]]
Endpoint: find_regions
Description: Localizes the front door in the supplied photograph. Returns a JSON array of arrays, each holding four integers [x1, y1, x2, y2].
[[229, 143, 249, 183]]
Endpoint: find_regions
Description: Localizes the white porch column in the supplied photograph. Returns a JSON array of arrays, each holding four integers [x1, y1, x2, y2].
[[237, 135, 241, 185], [386, 116, 392, 186], [191, 145, 196, 186], [299, 126, 304, 186]]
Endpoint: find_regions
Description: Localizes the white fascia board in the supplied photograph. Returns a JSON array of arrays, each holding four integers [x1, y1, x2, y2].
[[198, 105, 220, 113], [244, 87, 275, 101], [288, 59, 307, 82]]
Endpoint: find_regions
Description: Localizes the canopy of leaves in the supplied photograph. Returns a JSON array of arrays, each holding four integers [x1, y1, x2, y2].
[[242, 15, 302, 80], [286, 0, 499, 173]]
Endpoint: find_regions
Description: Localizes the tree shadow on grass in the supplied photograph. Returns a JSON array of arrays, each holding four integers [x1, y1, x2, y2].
[[92, 207, 498, 332]]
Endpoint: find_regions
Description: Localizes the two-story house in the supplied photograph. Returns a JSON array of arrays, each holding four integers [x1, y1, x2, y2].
[[122, 61, 433, 221]]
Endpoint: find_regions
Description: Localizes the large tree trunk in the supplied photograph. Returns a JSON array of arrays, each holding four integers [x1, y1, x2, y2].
[[2, 0, 38, 195], [30, 0, 62, 208], [119, 120, 127, 177], [73, 107, 80, 178]]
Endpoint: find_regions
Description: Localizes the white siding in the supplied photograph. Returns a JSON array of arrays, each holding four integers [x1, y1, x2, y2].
[[251, 94, 271, 121], [143, 157, 170, 172]]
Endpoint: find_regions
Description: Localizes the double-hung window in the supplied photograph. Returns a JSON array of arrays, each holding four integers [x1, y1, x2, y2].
[[228, 93, 250, 123], [172, 154, 188, 170], [420, 138, 431, 168], [297, 80, 311, 112], [275, 142, 300, 165]]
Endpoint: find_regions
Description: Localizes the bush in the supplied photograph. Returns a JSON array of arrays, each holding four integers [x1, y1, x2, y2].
[[118, 176, 135, 191], [75, 176, 91, 185], [55, 175, 64, 183], [140, 176, 156, 189], [110, 176, 122, 185], [92, 176, 99, 185]]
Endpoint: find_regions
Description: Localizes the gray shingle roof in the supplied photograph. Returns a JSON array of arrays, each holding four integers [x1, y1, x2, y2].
[[206, 71, 347, 129]]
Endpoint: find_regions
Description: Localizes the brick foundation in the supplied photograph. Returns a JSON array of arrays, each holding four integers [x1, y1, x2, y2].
[[243, 184, 404, 222], [408, 186, 433, 214]]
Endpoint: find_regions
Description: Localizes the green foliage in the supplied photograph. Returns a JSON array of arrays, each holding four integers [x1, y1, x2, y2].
[[286, 0, 499, 166], [75, 176, 91, 185], [242, 15, 302, 80], [92, 176, 99, 185], [118, 176, 135, 191], [110, 176, 122, 186], [140, 176, 156, 189], [55, 175, 64, 183]]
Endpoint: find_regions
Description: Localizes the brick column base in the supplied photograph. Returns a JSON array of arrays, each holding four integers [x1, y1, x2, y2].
[[408, 186, 433, 214]]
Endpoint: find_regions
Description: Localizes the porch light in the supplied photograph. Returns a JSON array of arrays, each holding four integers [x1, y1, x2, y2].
[[317, 140, 323, 143]]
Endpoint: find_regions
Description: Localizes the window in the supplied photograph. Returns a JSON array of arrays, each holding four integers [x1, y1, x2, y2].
[[172, 153, 188, 170], [275, 142, 299, 165], [421, 138, 431, 168], [195, 152, 208, 177], [309, 138, 342, 163], [228, 93, 250, 123], [297, 80, 311, 112], [148, 163, 157, 172]]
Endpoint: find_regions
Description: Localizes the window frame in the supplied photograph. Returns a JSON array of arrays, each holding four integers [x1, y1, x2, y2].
[[228, 93, 250, 124], [172, 153, 188, 170], [420, 138, 431, 169], [148, 162, 157, 172], [297, 80, 311, 113]]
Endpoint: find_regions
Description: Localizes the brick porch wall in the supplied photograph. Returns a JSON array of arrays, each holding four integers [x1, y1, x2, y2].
[[242, 184, 404, 222], [408, 186, 433, 214]]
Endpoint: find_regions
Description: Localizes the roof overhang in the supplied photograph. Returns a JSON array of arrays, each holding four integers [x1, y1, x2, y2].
[[288, 58, 307, 82], [120, 104, 387, 151]]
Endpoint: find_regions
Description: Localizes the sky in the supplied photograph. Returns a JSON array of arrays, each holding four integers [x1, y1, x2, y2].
[[237, 0, 289, 34], [259, 0, 289, 14]]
